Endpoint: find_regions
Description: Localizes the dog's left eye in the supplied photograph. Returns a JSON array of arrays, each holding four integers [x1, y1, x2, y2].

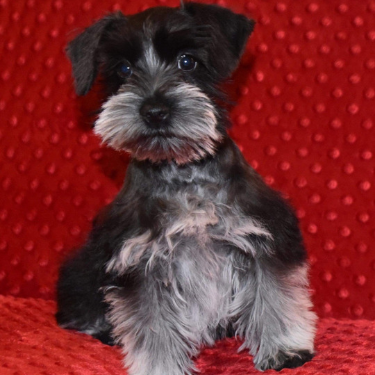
[[118, 61, 132, 79], [178, 54, 197, 71]]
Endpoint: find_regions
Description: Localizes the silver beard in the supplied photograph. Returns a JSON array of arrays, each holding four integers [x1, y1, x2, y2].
[[94, 83, 222, 165], [94, 44, 223, 165]]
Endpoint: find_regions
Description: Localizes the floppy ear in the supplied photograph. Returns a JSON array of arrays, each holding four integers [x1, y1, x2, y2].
[[184, 2, 255, 78], [66, 12, 126, 96]]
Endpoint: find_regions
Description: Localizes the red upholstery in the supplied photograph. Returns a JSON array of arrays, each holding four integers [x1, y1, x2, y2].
[[1, 0, 374, 373], [2, 295, 375, 375]]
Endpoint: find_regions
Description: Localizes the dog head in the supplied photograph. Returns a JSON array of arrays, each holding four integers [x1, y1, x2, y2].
[[67, 2, 254, 164]]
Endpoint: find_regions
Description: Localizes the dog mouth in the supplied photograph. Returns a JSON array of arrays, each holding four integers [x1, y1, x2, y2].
[[95, 115, 224, 165], [94, 82, 223, 164], [123, 132, 222, 165], [142, 127, 176, 138]]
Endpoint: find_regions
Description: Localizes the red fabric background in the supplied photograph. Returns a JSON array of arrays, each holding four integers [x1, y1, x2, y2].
[[2, 296, 375, 375], [1, 1, 375, 374], [0, 296, 375, 375], [0, 0, 374, 320]]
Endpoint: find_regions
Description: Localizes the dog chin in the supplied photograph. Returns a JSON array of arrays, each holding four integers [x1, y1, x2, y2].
[[121, 133, 223, 165]]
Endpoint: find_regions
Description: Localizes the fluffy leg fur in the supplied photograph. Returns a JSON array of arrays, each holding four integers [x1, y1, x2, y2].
[[105, 283, 199, 374], [232, 262, 317, 371], [56, 244, 114, 345], [104, 243, 230, 375]]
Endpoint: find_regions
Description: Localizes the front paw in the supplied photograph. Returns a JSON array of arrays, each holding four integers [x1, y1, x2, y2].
[[92, 330, 116, 346], [256, 350, 314, 372]]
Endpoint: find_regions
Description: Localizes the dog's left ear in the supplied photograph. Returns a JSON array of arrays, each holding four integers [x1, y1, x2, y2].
[[184, 2, 255, 78], [67, 12, 126, 96]]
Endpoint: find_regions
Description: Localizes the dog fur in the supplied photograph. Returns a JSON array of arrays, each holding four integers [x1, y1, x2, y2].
[[56, 2, 317, 374]]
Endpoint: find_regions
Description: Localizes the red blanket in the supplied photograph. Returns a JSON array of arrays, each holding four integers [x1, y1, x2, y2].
[[1, 295, 373, 374], [0, 0, 374, 373]]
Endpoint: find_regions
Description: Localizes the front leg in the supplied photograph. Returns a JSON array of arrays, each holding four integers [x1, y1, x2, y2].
[[233, 261, 317, 371], [56, 244, 114, 345], [105, 265, 203, 375], [56, 201, 131, 345]]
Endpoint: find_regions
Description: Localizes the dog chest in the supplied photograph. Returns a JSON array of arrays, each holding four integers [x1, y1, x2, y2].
[[106, 191, 271, 275]]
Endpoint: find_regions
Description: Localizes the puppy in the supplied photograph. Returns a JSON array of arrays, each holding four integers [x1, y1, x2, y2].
[[56, 2, 317, 374]]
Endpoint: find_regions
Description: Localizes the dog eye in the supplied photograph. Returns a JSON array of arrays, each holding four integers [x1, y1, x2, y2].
[[178, 54, 197, 71], [118, 61, 132, 79]]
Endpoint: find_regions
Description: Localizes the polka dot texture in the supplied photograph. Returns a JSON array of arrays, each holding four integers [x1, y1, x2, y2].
[[1, 295, 375, 375], [0, 0, 374, 319]]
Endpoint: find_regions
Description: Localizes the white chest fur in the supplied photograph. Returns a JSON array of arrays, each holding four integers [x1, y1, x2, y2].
[[106, 192, 272, 275]]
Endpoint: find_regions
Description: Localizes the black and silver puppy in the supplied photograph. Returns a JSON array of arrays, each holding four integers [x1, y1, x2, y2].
[[56, 2, 317, 374]]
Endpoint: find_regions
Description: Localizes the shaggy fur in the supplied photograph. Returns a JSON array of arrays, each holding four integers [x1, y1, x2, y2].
[[56, 2, 317, 374]]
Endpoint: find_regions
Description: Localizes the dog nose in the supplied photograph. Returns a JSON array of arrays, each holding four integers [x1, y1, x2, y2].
[[140, 100, 170, 126]]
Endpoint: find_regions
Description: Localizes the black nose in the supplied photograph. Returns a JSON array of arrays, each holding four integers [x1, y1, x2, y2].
[[140, 100, 170, 127]]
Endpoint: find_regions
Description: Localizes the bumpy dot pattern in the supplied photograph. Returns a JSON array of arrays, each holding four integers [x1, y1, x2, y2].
[[0, 0, 374, 320], [1, 295, 375, 375]]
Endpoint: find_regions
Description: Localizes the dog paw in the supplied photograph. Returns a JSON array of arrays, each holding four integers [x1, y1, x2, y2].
[[256, 350, 314, 372], [92, 330, 116, 346]]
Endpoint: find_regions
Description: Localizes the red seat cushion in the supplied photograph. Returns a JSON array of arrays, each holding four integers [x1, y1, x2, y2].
[[1, 295, 374, 375], [0, 0, 374, 373], [0, 0, 374, 320]]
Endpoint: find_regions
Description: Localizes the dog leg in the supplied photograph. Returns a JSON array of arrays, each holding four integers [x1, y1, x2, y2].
[[56, 246, 114, 345], [233, 262, 317, 371], [104, 266, 210, 375]]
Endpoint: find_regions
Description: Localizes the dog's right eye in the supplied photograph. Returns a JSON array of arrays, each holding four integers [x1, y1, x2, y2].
[[118, 61, 132, 79], [178, 54, 197, 71]]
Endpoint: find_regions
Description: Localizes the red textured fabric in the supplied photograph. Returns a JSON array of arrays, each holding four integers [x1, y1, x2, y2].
[[1, 295, 375, 375], [2, 1, 375, 373], [0, 0, 375, 321]]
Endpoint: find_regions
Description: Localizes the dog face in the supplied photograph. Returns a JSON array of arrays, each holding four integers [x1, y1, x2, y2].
[[67, 3, 254, 164]]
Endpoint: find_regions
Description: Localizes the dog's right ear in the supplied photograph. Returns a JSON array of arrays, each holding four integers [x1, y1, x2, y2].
[[67, 12, 126, 96], [183, 3, 254, 79]]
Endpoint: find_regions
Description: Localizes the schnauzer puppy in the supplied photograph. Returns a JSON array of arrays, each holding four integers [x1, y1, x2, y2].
[[56, 2, 317, 374]]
